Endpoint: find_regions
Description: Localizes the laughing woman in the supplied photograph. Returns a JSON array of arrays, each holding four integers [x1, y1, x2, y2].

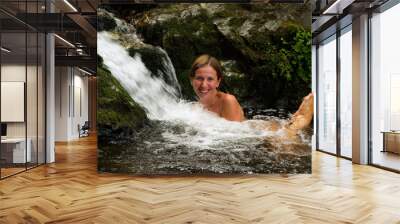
[[189, 54, 245, 122]]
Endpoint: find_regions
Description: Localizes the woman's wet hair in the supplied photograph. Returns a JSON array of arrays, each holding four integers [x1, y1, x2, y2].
[[190, 54, 223, 80]]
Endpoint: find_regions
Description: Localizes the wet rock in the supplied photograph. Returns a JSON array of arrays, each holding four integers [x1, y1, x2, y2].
[[112, 3, 312, 111], [97, 60, 149, 147], [99, 120, 311, 174]]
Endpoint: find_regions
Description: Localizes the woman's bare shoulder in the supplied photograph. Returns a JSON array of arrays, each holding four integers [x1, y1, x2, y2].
[[221, 93, 239, 104], [220, 92, 245, 121]]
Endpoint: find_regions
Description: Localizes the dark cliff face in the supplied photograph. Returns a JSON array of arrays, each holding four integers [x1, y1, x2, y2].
[[117, 3, 312, 111]]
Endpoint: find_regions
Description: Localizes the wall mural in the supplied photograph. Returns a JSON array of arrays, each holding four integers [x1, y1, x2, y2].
[[97, 3, 313, 174]]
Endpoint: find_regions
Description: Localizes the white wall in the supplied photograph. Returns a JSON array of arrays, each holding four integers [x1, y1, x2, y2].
[[1, 63, 46, 164], [1, 65, 26, 135], [1, 65, 36, 137], [55, 67, 89, 141], [1, 64, 26, 81], [1, 82, 25, 122], [55, 66, 70, 141]]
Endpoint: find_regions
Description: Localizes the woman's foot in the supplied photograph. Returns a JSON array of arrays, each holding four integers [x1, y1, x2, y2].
[[287, 93, 314, 131]]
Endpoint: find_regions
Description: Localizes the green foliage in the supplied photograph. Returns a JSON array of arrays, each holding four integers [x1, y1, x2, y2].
[[267, 25, 311, 82], [249, 24, 311, 110]]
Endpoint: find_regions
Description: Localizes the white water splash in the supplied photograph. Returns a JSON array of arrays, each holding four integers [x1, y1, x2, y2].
[[98, 32, 293, 149]]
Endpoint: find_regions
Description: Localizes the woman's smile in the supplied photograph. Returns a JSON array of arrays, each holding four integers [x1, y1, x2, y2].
[[199, 87, 212, 95]]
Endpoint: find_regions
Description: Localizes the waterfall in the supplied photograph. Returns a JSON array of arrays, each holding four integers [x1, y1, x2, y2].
[[156, 46, 182, 97], [98, 32, 179, 120]]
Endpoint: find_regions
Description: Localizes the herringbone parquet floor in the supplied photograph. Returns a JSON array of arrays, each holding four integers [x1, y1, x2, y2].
[[1, 135, 400, 223]]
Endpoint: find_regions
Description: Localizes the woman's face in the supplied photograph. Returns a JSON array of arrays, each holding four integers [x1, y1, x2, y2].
[[191, 65, 221, 100]]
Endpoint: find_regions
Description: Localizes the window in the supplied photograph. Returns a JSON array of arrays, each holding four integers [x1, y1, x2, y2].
[[317, 35, 337, 154], [0, 2, 46, 179], [370, 2, 400, 171], [339, 26, 352, 158]]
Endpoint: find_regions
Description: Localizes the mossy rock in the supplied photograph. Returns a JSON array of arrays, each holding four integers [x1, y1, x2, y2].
[[97, 58, 149, 143], [176, 69, 196, 101], [98, 14, 117, 32], [109, 3, 311, 111], [128, 46, 179, 89]]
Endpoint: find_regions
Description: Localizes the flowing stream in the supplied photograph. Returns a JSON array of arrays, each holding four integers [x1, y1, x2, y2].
[[97, 17, 311, 174]]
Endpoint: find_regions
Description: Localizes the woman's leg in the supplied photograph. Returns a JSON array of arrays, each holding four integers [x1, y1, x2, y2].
[[249, 93, 314, 139], [287, 92, 314, 131]]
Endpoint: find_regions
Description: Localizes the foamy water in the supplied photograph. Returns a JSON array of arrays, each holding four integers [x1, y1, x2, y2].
[[97, 32, 296, 149]]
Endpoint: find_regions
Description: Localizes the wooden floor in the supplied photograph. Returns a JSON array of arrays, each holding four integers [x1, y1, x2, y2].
[[1, 135, 400, 223], [373, 150, 400, 171], [1, 167, 26, 178]]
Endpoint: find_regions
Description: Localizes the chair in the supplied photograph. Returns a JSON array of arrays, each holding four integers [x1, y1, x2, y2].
[[79, 121, 90, 138]]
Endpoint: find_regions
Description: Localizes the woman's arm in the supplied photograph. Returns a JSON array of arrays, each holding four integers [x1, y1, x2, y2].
[[221, 94, 245, 122]]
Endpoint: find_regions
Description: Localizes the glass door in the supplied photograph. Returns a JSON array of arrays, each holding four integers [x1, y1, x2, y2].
[[1, 31, 28, 178], [0, 1, 47, 179]]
